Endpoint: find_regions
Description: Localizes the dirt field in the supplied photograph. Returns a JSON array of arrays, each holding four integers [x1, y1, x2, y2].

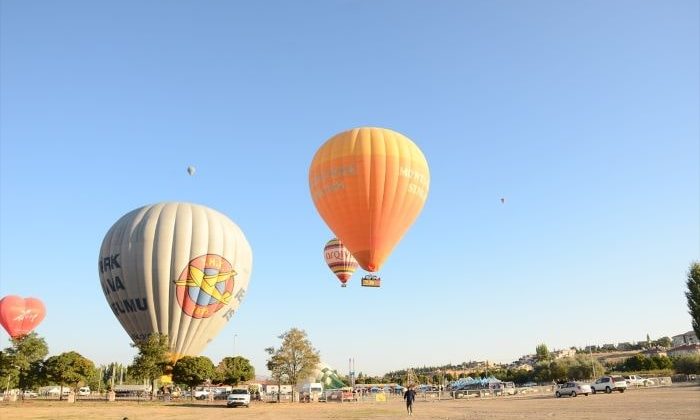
[[1, 385, 698, 420]]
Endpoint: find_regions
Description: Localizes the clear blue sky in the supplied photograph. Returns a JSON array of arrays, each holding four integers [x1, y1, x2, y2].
[[1, 1, 698, 377]]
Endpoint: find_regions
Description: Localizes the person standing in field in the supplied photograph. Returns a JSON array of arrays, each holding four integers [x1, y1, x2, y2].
[[403, 385, 416, 416]]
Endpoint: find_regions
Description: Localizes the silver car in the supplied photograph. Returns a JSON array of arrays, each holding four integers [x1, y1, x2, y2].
[[555, 381, 592, 397]]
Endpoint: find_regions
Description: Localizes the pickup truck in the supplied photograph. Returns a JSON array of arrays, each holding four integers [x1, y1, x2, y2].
[[623, 375, 650, 387]]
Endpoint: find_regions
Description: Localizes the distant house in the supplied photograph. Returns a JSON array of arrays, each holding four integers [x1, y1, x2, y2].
[[513, 363, 534, 371], [551, 348, 576, 359], [671, 331, 699, 347], [668, 344, 700, 357], [617, 342, 634, 351], [517, 354, 537, 365], [641, 347, 667, 358]]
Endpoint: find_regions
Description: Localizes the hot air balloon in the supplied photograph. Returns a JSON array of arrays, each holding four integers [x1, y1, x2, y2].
[[309, 127, 430, 273], [0, 295, 46, 338], [187, 166, 196, 176], [323, 238, 358, 287], [98, 202, 252, 360]]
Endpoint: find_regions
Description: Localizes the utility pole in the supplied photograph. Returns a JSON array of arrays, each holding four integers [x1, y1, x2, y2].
[[349, 358, 355, 388], [233, 334, 238, 385]]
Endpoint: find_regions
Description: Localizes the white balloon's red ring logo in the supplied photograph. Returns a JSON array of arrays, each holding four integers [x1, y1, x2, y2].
[[174, 254, 236, 319]]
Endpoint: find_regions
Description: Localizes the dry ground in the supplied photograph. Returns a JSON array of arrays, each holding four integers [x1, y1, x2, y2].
[[1, 385, 698, 420]]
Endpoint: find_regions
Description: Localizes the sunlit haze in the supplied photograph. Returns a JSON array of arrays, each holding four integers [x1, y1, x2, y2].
[[1, 1, 698, 377]]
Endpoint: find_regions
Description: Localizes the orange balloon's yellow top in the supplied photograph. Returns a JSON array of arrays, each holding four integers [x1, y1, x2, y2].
[[309, 127, 430, 272]]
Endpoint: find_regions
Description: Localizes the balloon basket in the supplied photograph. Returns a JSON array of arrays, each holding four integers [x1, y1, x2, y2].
[[341, 284, 347, 287], [361, 275, 381, 288]]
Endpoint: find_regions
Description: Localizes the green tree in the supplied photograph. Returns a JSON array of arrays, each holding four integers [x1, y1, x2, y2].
[[651, 355, 673, 370], [567, 356, 604, 380], [686, 261, 700, 338], [654, 337, 672, 348], [0, 332, 49, 391], [172, 356, 215, 396], [265, 328, 320, 403], [673, 355, 700, 374], [535, 344, 551, 362], [624, 354, 647, 372], [532, 361, 552, 383], [129, 333, 171, 398], [215, 356, 255, 385], [265, 347, 286, 402], [549, 360, 569, 382], [44, 352, 95, 400]]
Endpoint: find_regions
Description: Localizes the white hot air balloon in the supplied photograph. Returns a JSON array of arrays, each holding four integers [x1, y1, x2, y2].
[[187, 166, 196, 176], [98, 202, 252, 360]]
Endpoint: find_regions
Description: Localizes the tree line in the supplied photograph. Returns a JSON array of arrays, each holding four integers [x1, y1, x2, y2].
[[0, 332, 254, 398]]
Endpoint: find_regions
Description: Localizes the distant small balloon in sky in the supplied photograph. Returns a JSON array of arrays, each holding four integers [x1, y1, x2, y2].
[[500, 198, 506, 204], [187, 166, 196, 176]]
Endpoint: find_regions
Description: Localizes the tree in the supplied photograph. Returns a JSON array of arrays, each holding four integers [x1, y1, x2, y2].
[[172, 356, 215, 395], [567, 355, 604, 380], [654, 337, 672, 348], [532, 361, 552, 383], [686, 261, 700, 339], [535, 343, 550, 362], [265, 328, 320, 402], [549, 360, 569, 382], [673, 355, 700, 374], [129, 333, 171, 398], [215, 356, 255, 385], [0, 332, 49, 391], [44, 352, 95, 400]]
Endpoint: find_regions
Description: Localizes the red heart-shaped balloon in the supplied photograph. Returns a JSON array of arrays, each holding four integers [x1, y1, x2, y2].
[[0, 295, 46, 338]]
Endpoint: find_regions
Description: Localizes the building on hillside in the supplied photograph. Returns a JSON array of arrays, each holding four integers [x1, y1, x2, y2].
[[617, 342, 634, 351], [642, 347, 667, 357], [512, 362, 534, 371], [672, 331, 699, 347], [551, 348, 576, 359], [668, 344, 700, 357], [517, 354, 537, 365]]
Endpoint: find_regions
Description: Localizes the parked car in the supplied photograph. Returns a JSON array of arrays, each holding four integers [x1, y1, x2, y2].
[[78, 386, 91, 396], [226, 388, 251, 408], [22, 390, 38, 398], [193, 389, 210, 400], [591, 376, 627, 393], [555, 382, 591, 397], [623, 375, 650, 387]]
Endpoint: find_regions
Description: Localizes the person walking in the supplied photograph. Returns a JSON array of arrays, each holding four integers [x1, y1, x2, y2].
[[403, 385, 416, 416]]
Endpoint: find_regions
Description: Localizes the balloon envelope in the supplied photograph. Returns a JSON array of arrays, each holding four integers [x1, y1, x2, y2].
[[187, 166, 196, 176], [323, 238, 358, 287], [309, 127, 430, 272], [0, 295, 46, 338], [98, 202, 252, 359]]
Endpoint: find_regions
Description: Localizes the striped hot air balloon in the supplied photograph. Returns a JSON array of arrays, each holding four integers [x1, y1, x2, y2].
[[323, 238, 358, 287]]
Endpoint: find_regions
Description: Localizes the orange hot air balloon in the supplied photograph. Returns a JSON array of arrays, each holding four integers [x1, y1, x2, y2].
[[324, 238, 358, 287], [0, 295, 46, 338], [309, 127, 430, 272]]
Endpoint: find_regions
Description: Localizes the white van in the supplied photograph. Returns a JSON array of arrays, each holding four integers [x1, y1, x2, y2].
[[300, 382, 323, 402], [78, 387, 91, 396]]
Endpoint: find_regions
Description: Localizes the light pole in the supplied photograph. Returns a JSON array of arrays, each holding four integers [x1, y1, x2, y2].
[[233, 334, 238, 385]]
